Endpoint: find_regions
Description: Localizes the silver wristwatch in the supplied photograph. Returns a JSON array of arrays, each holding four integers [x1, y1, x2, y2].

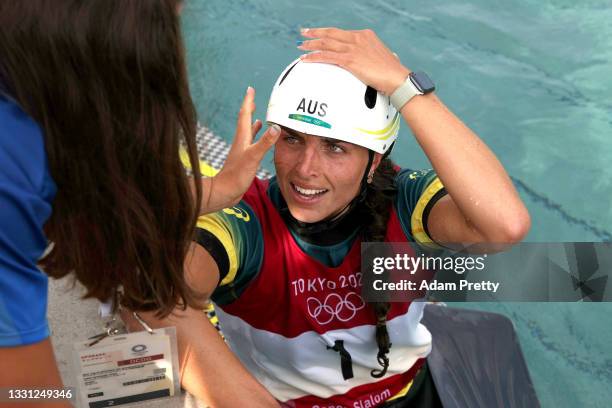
[[389, 71, 436, 110]]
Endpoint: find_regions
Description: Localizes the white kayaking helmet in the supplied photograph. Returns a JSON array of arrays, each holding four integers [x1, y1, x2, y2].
[[266, 58, 400, 155]]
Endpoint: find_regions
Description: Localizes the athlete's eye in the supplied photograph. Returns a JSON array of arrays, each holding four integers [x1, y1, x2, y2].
[[327, 143, 345, 153], [284, 135, 299, 144]]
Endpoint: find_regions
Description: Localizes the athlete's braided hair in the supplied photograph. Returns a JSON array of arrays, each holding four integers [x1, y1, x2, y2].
[[359, 157, 398, 378]]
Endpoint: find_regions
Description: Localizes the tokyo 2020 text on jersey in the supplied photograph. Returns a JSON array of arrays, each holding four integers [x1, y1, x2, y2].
[[195, 171, 445, 407]]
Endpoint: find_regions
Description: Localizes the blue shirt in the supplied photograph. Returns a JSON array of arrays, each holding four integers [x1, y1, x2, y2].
[[0, 93, 56, 346]]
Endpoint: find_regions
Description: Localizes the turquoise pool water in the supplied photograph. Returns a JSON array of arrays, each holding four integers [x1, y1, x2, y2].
[[182, 1, 612, 406]]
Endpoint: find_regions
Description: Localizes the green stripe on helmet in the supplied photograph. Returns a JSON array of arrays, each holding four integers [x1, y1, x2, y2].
[[288, 114, 332, 129]]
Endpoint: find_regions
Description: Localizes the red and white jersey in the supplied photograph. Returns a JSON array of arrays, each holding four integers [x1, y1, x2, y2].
[[215, 180, 432, 408]]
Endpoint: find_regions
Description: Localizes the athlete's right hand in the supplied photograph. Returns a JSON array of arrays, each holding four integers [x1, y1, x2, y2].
[[200, 87, 280, 214]]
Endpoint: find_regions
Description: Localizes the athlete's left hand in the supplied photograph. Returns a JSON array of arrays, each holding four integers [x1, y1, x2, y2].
[[298, 27, 410, 95]]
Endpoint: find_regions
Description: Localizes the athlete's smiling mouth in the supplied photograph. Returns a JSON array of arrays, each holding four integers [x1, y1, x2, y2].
[[290, 182, 328, 198]]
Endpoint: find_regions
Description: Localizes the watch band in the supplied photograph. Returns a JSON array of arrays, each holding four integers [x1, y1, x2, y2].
[[390, 75, 424, 112], [389, 75, 422, 111]]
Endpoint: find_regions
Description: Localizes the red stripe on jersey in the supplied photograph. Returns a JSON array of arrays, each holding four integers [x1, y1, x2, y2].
[[221, 178, 426, 337]]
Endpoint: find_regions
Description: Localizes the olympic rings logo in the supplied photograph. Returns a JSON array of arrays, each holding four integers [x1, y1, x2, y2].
[[306, 292, 365, 325]]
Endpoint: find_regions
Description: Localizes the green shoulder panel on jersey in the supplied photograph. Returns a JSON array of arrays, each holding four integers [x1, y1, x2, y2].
[[395, 168, 446, 245], [195, 200, 264, 305]]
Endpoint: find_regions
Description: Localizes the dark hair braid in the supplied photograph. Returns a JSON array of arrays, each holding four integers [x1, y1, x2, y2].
[[359, 157, 398, 378]]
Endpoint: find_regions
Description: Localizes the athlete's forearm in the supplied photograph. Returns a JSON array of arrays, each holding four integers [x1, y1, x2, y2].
[[121, 307, 278, 408], [120, 245, 277, 407], [295, 27, 529, 243], [399, 93, 530, 243], [179, 314, 280, 408]]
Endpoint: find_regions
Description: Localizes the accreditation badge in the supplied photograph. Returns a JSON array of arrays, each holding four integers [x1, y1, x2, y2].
[[73, 327, 180, 407]]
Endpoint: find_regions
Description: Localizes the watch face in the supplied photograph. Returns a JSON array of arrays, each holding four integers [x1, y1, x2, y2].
[[410, 71, 435, 94]]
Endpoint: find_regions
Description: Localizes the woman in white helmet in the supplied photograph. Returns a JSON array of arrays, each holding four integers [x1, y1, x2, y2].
[[126, 28, 530, 407]]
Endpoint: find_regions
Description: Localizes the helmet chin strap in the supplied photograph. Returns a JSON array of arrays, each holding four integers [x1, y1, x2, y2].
[[279, 151, 374, 236]]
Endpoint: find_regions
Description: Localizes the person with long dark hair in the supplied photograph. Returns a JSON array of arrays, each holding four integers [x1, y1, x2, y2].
[[0, 0, 279, 395], [124, 28, 531, 407]]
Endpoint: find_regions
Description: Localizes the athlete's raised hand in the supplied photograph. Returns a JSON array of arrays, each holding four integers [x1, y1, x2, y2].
[[200, 87, 279, 214], [298, 27, 410, 96]]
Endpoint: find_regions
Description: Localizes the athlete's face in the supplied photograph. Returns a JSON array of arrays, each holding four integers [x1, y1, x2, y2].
[[274, 127, 381, 223]]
